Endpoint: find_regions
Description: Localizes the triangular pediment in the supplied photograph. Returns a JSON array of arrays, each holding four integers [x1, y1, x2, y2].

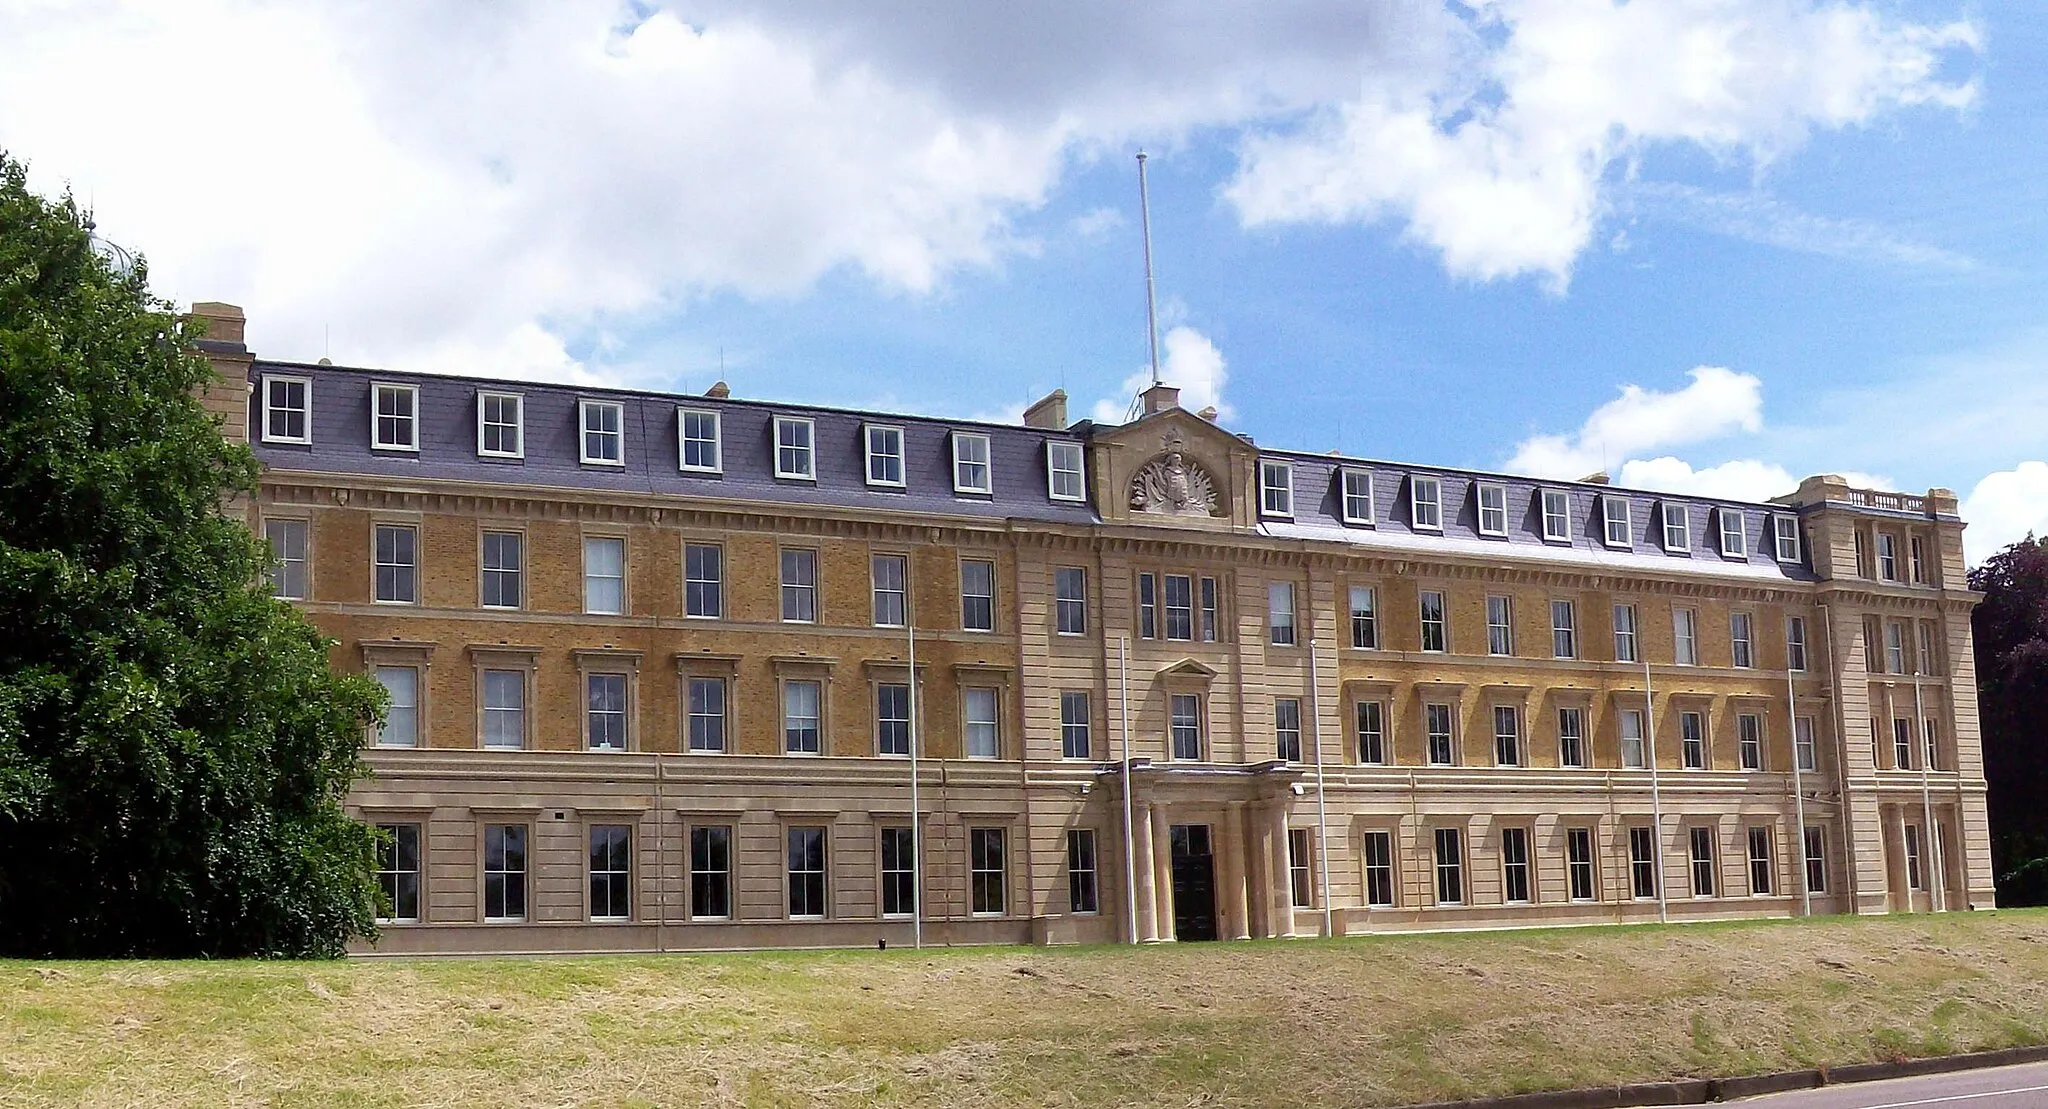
[[1157, 657, 1220, 680], [1087, 406, 1257, 530]]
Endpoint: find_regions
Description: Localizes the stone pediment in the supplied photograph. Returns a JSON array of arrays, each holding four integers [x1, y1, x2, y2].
[[1087, 407, 1258, 531]]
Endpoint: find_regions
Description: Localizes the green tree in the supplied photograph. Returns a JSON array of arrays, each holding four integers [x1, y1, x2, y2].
[[1970, 535, 2048, 906], [0, 152, 384, 957]]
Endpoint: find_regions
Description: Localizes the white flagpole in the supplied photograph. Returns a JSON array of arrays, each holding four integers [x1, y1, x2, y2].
[[1119, 636, 1139, 945], [1787, 629, 1812, 917], [1308, 639, 1332, 938], [1642, 647, 1669, 925], [1914, 678, 1944, 911], [909, 620, 923, 949]]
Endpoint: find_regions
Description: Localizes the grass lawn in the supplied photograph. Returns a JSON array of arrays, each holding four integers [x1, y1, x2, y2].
[[5, 910, 2048, 1108]]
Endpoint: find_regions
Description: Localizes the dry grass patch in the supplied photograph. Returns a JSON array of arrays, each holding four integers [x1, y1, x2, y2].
[[4, 910, 2048, 1108]]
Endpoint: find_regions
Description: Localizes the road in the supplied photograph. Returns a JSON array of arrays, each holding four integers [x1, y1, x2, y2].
[[1725, 1060, 2048, 1107]]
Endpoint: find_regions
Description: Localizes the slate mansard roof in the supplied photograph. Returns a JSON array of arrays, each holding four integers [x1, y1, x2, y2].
[[247, 360, 1100, 527], [245, 359, 1818, 583]]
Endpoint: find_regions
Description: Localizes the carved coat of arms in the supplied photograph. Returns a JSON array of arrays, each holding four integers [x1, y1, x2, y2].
[[1130, 451, 1218, 517]]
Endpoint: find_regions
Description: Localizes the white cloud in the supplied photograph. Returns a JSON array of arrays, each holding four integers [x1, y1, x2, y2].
[[0, 0, 1982, 384], [1962, 462, 2048, 566], [1613, 457, 1798, 501], [1505, 366, 1764, 479], [1091, 325, 1233, 424], [1069, 207, 1126, 238], [1628, 183, 1977, 271], [1226, 0, 1979, 287]]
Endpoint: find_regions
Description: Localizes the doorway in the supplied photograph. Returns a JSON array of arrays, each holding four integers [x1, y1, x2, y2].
[[1169, 823, 1218, 941]]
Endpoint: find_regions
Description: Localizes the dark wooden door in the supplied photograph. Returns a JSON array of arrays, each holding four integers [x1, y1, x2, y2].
[[1169, 823, 1218, 941]]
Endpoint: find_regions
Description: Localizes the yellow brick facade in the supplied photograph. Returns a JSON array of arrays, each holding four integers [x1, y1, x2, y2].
[[192, 304, 1993, 954]]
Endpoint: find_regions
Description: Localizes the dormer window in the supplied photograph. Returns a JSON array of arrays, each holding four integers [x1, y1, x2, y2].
[[774, 416, 815, 480], [1661, 502, 1690, 552], [1774, 515, 1802, 563], [1340, 469, 1374, 525], [372, 383, 419, 452], [1476, 483, 1508, 536], [952, 432, 992, 494], [679, 408, 721, 473], [579, 400, 625, 466], [1718, 508, 1747, 558], [1410, 475, 1442, 531], [1046, 440, 1086, 501], [1541, 490, 1571, 542], [478, 392, 524, 458], [1602, 496, 1631, 548], [1259, 460, 1294, 517], [261, 374, 311, 444], [865, 425, 905, 487]]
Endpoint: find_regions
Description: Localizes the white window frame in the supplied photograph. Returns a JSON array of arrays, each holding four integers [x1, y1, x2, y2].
[[1674, 607, 1699, 666], [1340, 468, 1375, 525], [1774, 515, 1801, 563], [1268, 581, 1297, 647], [1620, 708, 1646, 769], [1602, 495, 1632, 549], [1661, 502, 1690, 553], [1476, 482, 1508, 537], [260, 374, 313, 445], [963, 686, 1000, 759], [1046, 440, 1086, 502], [1718, 508, 1747, 559], [952, 431, 993, 495], [371, 382, 420, 453], [583, 535, 626, 616], [773, 416, 816, 481], [373, 665, 419, 748], [1731, 611, 1754, 668], [578, 399, 625, 467], [1551, 599, 1577, 660], [477, 391, 524, 459], [1540, 489, 1571, 542], [1259, 459, 1294, 518], [1795, 716, 1817, 772], [678, 407, 722, 474], [865, 424, 906, 488], [264, 517, 309, 600], [1410, 475, 1443, 531]]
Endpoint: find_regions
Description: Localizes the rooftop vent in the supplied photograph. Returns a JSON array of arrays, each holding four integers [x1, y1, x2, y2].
[[1580, 471, 1611, 485]]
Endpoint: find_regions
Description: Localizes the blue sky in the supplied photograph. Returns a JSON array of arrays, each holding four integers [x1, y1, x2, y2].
[[5, 0, 2044, 558]]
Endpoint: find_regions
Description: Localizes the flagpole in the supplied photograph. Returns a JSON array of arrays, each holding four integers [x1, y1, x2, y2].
[[1914, 678, 1944, 911]]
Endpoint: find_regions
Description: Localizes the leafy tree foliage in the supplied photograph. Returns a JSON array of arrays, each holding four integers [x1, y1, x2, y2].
[[1970, 535, 2048, 906], [0, 152, 384, 956]]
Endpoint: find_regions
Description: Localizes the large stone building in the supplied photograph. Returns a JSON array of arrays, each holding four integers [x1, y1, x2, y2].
[[190, 302, 1995, 955]]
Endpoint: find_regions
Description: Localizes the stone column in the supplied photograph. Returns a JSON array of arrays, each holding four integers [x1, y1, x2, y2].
[[1222, 802, 1252, 940], [1267, 801, 1295, 938], [1151, 803, 1176, 941], [1133, 800, 1158, 942]]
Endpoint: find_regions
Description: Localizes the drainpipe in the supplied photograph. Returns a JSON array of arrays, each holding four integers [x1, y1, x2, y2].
[[1914, 678, 1944, 911], [910, 622, 923, 949], [1786, 629, 1811, 918]]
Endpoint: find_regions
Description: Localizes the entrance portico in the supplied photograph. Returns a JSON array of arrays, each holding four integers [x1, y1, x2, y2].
[[1104, 759, 1307, 942]]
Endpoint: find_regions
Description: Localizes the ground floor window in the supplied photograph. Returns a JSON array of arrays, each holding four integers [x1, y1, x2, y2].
[[1689, 827, 1717, 897], [1747, 826, 1773, 896], [1629, 826, 1658, 899], [881, 826, 916, 917], [484, 824, 527, 921], [376, 822, 420, 922], [1067, 829, 1098, 914], [589, 824, 631, 920], [788, 826, 827, 918], [1362, 831, 1395, 908], [1500, 827, 1532, 903], [1434, 828, 1464, 905], [1803, 826, 1828, 894], [691, 825, 731, 919], [970, 827, 1007, 915], [1566, 827, 1596, 901], [1288, 828, 1315, 908]]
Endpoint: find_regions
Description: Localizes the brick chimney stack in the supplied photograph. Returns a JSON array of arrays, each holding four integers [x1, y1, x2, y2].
[[184, 301, 252, 443]]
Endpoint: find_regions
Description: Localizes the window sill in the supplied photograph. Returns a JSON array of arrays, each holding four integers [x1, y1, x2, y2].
[[580, 459, 627, 469], [371, 443, 421, 454]]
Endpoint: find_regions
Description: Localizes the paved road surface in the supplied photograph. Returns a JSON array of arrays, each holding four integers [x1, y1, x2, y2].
[[1721, 1060, 2048, 1107]]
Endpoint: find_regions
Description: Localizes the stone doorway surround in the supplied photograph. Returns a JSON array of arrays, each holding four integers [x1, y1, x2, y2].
[[1100, 758, 1306, 942]]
